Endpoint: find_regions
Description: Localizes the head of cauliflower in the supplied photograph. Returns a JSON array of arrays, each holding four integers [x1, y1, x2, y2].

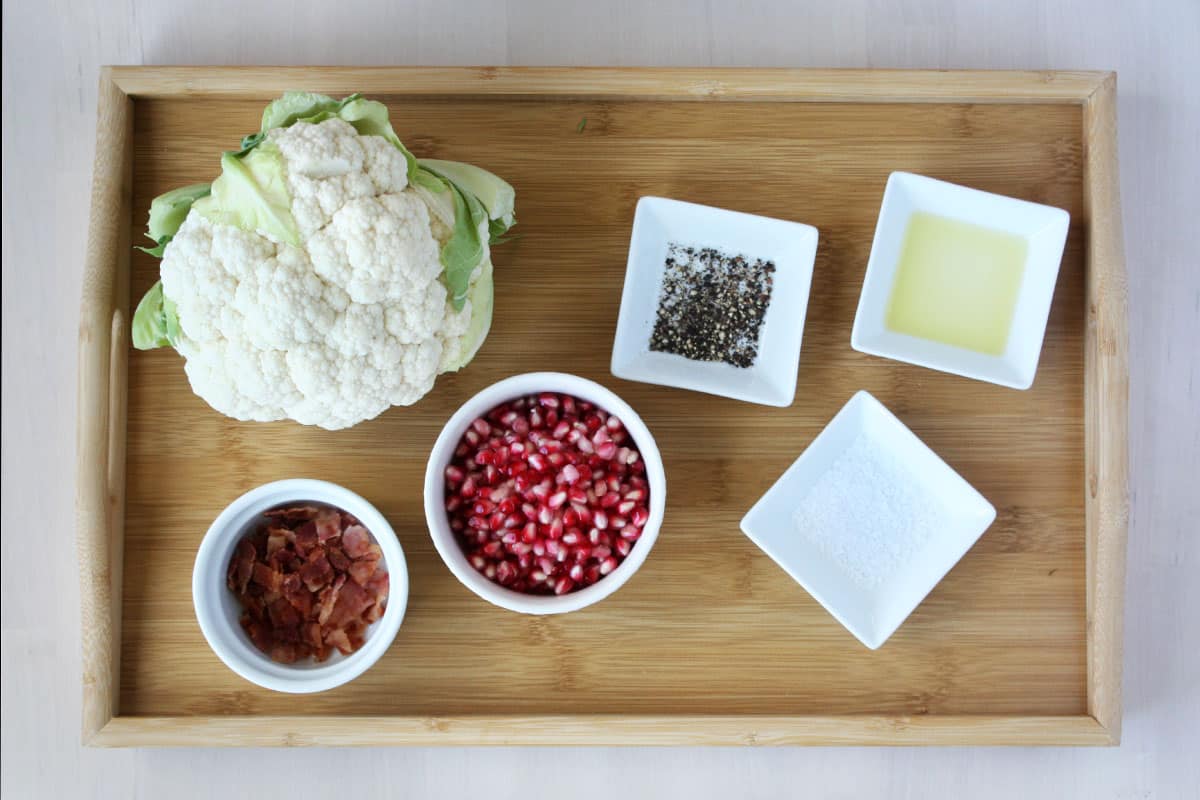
[[133, 94, 513, 431]]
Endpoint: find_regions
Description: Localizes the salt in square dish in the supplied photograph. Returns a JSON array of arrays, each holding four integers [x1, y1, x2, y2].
[[851, 172, 1070, 390], [611, 196, 819, 407], [739, 390, 996, 649]]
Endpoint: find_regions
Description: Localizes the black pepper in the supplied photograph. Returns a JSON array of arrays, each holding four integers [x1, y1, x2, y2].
[[649, 243, 775, 368]]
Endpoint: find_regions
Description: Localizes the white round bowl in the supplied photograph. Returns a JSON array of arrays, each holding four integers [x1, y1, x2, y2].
[[424, 372, 666, 614], [192, 478, 408, 693]]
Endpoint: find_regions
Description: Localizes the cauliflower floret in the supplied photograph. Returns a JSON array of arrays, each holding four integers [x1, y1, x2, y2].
[[307, 193, 443, 305], [159, 119, 475, 431], [269, 118, 408, 240]]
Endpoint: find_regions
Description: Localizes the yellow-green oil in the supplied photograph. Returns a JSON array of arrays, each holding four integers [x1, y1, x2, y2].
[[885, 211, 1028, 356]]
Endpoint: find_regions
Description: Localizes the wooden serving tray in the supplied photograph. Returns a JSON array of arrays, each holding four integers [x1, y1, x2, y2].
[[78, 67, 1128, 746]]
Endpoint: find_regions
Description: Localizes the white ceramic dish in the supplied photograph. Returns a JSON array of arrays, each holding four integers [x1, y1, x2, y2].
[[424, 372, 666, 614], [192, 479, 408, 693], [739, 390, 996, 649], [851, 172, 1070, 389], [611, 196, 819, 406]]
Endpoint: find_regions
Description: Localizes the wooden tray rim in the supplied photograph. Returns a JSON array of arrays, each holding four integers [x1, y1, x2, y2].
[[77, 66, 1128, 747]]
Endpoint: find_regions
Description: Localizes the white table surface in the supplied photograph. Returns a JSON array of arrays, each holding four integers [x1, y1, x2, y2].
[[3, 1, 1197, 797]]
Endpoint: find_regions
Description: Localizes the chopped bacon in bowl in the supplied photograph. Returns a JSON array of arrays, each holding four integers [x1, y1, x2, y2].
[[226, 504, 389, 664]]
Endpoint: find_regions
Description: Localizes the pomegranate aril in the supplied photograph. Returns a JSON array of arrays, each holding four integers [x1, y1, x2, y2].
[[584, 565, 601, 585], [599, 557, 618, 575], [445, 465, 465, 483], [569, 564, 584, 582], [561, 530, 581, 546], [511, 542, 532, 556], [631, 507, 650, 527], [584, 413, 603, 432], [460, 476, 477, 498], [521, 522, 538, 543], [554, 577, 574, 595], [547, 452, 566, 467], [563, 508, 579, 526], [501, 531, 519, 545], [620, 527, 641, 541], [482, 541, 503, 557], [615, 538, 632, 557], [446, 495, 462, 512], [470, 554, 487, 570], [594, 510, 608, 530], [624, 488, 645, 502], [498, 498, 517, 515], [592, 545, 612, 560], [537, 505, 553, 525], [548, 490, 568, 509], [596, 441, 617, 460], [552, 420, 571, 439], [576, 437, 594, 455], [600, 491, 621, 509]]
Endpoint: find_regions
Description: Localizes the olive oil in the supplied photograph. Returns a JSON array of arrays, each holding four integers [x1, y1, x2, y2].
[[885, 211, 1027, 356]]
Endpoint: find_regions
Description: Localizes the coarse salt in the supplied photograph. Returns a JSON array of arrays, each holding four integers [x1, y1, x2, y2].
[[791, 432, 944, 587]]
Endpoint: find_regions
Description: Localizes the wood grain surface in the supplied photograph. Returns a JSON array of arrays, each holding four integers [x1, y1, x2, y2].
[[6, 0, 1199, 796], [102, 81, 1101, 734]]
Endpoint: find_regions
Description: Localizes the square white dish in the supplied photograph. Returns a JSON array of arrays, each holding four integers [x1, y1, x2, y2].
[[611, 196, 818, 406], [850, 172, 1070, 390], [739, 390, 996, 649]]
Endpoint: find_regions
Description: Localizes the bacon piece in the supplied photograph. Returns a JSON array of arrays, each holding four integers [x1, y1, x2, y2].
[[342, 525, 371, 558], [366, 569, 390, 601], [251, 562, 283, 594], [326, 580, 375, 630], [347, 557, 378, 587], [324, 627, 353, 655], [266, 528, 290, 556], [227, 539, 256, 594], [263, 505, 320, 522], [299, 550, 334, 592], [326, 546, 350, 571], [315, 509, 342, 544], [317, 574, 346, 626], [281, 573, 313, 617], [293, 520, 318, 557]]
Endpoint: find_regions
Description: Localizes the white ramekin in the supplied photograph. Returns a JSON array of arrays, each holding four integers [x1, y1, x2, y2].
[[192, 478, 408, 693], [424, 372, 666, 614]]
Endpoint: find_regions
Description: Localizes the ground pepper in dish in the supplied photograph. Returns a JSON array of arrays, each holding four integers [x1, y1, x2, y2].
[[649, 243, 775, 368]]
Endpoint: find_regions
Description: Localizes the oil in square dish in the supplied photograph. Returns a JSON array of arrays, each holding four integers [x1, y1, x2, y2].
[[851, 172, 1069, 389]]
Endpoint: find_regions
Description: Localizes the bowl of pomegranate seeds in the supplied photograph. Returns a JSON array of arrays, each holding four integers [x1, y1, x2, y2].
[[425, 372, 666, 614], [193, 479, 408, 693]]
